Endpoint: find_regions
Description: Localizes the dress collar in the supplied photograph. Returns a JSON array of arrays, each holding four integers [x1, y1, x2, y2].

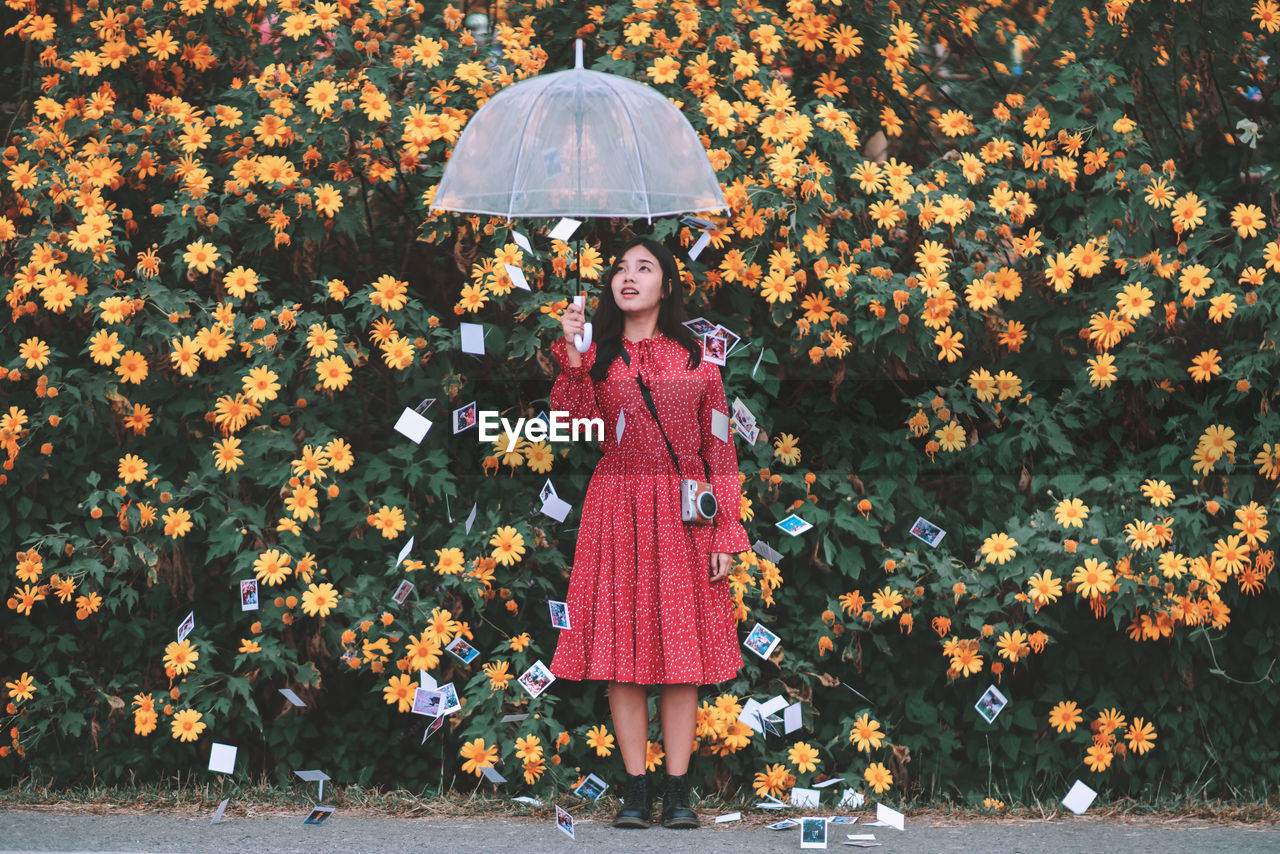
[[622, 330, 662, 347]]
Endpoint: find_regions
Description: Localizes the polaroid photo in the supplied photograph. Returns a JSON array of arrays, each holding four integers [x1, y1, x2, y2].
[[539, 478, 557, 504], [776, 513, 813, 536], [503, 263, 530, 291], [688, 230, 712, 262], [460, 322, 485, 355], [909, 516, 946, 548], [421, 712, 445, 744], [752, 539, 784, 565], [395, 537, 414, 570], [392, 579, 414, 605], [711, 324, 741, 357], [768, 818, 800, 830], [210, 797, 229, 824], [420, 671, 437, 690], [555, 804, 575, 839], [1062, 779, 1097, 815], [975, 684, 1009, 724], [279, 688, 306, 707], [452, 402, 478, 434], [438, 682, 462, 715], [240, 579, 259, 612], [512, 795, 543, 807], [800, 816, 828, 849], [518, 660, 556, 698], [548, 217, 581, 242], [541, 493, 572, 523], [681, 215, 716, 231], [177, 611, 195, 643], [302, 806, 334, 826], [743, 622, 781, 660], [481, 765, 507, 784], [792, 788, 821, 808], [813, 778, 843, 790], [683, 316, 717, 336], [839, 789, 866, 808], [710, 408, 730, 443], [393, 407, 432, 444], [573, 772, 609, 801], [412, 687, 444, 717], [445, 636, 480, 665], [208, 742, 236, 774], [715, 811, 742, 823], [501, 713, 530, 723], [548, 600, 571, 630], [701, 329, 728, 366]]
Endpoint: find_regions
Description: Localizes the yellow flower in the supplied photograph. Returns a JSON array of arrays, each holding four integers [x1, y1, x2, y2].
[[863, 761, 893, 794], [645, 740, 665, 771], [238, 638, 261, 653], [170, 708, 206, 742], [1047, 700, 1082, 733], [871, 586, 904, 619], [1027, 570, 1062, 607], [242, 365, 281, 404], [1053, 498, 1089, 528], [1071, 558, 1115, 598], [163, 639, 199, 676], [848, 714, 883, 753], [788, 741, 820, 774], [434, 547, 465, 575], [182, 239, 221, 273], [979, 532, 1018, 565], [514, 734, 543, 762], [1125, 717, 1157, 755], [118, 453, 149, 484], [253, 548, 292, 586], [489, 526, 526, 566], [460, 738, 499, 776], [483, 660, 512, 691], [586, 724, 615, 757], [772, 433, 801, 465], [1140, 479, 1176, 507], [383, 673, 414, 712], [301, 582, 340, 617], [368, 505, 406, 538], [5, 672, 36, 702]]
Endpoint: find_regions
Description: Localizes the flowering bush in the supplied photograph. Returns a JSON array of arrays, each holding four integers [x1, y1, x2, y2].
[[2, 0, 1278, 804]]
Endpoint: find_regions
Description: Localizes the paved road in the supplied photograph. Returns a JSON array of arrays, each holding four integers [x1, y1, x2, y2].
[[1, 808, 1278, 853]]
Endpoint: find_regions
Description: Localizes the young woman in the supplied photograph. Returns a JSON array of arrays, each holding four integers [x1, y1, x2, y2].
[[548, 236, 751, 829]]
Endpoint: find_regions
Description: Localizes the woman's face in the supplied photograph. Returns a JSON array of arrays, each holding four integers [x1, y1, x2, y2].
[[610, 245, 666, 313]]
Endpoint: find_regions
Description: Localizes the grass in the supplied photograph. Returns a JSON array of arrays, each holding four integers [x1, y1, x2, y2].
[[2, 776, 1277, 825]]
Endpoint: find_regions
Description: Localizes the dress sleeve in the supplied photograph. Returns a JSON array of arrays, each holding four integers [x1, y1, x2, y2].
[[698, 363, 751, 555], [550, 336, 601, 424]]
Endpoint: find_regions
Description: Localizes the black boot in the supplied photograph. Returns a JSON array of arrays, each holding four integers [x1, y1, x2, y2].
[[613, 771, 652, 828], [661, 772, 699, 828]]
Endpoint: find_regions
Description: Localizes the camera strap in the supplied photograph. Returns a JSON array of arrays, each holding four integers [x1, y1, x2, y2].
[[618, 344, 711, 481]]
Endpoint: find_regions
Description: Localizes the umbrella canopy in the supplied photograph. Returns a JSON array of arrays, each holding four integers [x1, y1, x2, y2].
[[430, 42, 726, 220]]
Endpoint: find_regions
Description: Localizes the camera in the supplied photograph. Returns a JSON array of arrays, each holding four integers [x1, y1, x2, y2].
[[680, 478, 717, 525]]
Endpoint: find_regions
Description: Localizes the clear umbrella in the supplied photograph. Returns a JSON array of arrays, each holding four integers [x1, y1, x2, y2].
[[430, 41, 726, 221]]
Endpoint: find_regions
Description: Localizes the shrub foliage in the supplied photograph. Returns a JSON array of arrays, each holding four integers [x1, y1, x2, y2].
[[2, 0, 1279, 804]]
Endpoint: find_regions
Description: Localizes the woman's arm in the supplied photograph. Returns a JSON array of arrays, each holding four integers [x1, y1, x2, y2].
[[550, 336, 601, 424], [698, 364, 751, 555]]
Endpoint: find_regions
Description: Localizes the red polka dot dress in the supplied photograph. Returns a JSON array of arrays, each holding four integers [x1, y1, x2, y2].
[[548, 331, 751, 685]]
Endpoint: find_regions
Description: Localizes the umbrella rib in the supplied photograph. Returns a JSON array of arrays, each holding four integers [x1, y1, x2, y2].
[[506, 79, 561, 221], [607, 76, 652, 222]]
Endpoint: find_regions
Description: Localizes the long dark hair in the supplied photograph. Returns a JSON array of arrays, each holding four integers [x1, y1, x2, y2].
[[588, 236, 703, 382]]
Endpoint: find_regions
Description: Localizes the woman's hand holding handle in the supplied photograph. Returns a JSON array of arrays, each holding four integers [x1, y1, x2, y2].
[[560, 298, 586, 368]]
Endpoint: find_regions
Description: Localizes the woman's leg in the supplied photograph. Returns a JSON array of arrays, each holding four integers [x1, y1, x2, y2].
[[608, 681, 650, 776], [659, 683, 698, 775]]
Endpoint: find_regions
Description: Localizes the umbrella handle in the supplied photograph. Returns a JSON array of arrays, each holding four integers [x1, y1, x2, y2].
[[572, 294, 593, 353]]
